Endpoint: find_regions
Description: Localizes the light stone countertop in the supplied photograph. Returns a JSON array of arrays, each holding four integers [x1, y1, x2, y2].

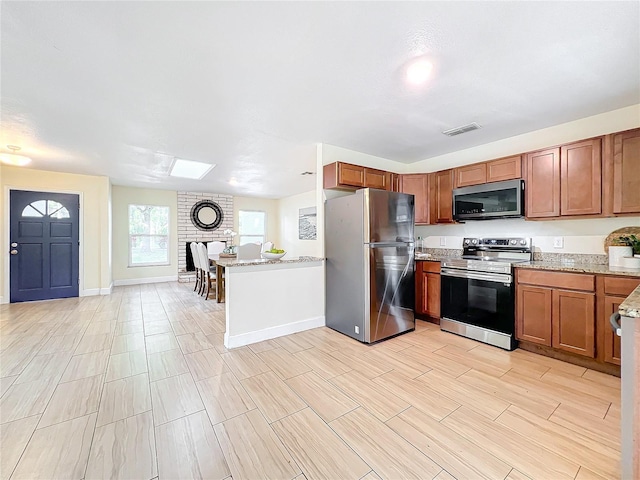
[[213, 256, 324, 268], [619, 285, 640, 318], [515, 261, 640, 277]]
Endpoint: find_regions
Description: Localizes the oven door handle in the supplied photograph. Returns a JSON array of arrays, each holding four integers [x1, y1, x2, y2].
[[441, 268, 512, 284]]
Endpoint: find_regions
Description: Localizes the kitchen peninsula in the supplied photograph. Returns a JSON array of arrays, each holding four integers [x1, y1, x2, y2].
[[219, 256, 325, 348]]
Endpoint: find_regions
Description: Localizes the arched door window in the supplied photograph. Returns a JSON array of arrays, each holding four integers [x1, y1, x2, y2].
[[21, 199, 70, 219]]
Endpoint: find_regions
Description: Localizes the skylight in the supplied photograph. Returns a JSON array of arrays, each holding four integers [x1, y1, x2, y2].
[[169, 158, 215, 179]]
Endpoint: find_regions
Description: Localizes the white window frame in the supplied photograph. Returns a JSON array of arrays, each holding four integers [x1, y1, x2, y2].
[[238, 209, 267, 246], [128, 204, 170, 267]]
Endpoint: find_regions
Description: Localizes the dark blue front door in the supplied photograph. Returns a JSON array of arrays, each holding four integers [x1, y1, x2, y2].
[[10, 190, 80, 302]]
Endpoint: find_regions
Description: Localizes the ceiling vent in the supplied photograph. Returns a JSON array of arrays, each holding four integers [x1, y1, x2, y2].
[[442, 122, 482, 137], [300, 171, 315, 175]]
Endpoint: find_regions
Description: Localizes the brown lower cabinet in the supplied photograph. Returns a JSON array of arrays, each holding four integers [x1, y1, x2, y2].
[[516, 270, 595, 357], [516, 285, 552, 346], [551, 289, 595, 357], [415, 261, 440, 319], [517, 269, 639, 368]]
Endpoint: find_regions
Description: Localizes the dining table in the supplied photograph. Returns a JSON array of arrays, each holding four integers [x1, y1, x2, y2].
[[209, 253, 236, 303]]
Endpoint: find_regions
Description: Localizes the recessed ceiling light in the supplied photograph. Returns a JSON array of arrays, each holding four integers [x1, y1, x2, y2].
[[406, 58, 433, 85], [0, 145, 31, 167], [169, 158, 215, 179], [229, 177, 239, 186]]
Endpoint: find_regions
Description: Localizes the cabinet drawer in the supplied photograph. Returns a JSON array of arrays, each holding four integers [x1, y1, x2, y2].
[[419, 261, 441, 274], [517, 269, 595, 291], [604, 276, 640, 296]]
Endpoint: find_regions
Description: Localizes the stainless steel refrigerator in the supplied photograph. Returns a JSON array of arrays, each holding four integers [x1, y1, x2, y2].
[[325, 188, 415, 343]]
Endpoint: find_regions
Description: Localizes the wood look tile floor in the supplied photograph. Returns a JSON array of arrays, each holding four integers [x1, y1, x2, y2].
[[0, 283, 621, 480]]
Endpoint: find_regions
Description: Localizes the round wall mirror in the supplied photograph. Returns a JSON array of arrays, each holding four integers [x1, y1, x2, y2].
[[190, 200, 224, 231]]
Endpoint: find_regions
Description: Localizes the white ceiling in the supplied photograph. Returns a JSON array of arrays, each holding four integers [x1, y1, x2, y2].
[[1, 1, 639, 198]]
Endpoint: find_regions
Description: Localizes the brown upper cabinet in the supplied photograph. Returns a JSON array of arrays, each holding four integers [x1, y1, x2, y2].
[[525, 148, 561, 218], [455, 155, 522, 188], [561, 138, 602, 216], [323, 162, 390, 191], [430, 169, 455, 223], [526, 138, 604, 219], [455, 163, 486, 187], [400, 174, 430, 225], [612, 128, 640, 214], [487, 155, 522, 183]]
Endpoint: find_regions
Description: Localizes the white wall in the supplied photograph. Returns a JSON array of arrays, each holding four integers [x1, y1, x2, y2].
[[111, 185, 178, 283], [224, 261, 325, 347], [278, 190, 322, 257], [416, 217, 638, 255], [233, 196, 279, 247], [0, 166, 112, 300], [410, 104, 640, 173]]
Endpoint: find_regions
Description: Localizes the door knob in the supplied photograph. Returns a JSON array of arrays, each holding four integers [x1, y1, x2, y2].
[[10, 250, 18, 255], [11, 242, 17, 247]]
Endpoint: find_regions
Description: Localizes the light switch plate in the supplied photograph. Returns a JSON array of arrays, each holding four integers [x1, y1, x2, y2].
[[553, 237, 564, 248]]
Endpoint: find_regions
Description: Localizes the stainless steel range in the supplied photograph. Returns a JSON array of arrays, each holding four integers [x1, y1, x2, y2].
[[440, 237, 532, 350]]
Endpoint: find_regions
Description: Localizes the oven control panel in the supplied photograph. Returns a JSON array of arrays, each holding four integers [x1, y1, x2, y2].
[[463, 237, 531, 250]]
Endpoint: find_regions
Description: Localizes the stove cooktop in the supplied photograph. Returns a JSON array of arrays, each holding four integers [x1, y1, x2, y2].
[[442, 237, 532, 274]]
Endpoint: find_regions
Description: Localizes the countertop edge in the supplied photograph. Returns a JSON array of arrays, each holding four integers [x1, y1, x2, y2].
[[216, 256, 325, 268], [619, 285, 640, 318]]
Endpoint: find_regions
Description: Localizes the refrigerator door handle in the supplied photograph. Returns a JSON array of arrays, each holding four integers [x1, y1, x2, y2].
[[610, 312, 622, 337]]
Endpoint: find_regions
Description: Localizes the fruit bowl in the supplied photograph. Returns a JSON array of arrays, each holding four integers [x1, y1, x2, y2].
[[261, 251, 286, 260]]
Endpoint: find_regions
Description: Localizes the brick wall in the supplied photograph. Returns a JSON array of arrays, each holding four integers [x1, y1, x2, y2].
[[178, 192, 234, 282]]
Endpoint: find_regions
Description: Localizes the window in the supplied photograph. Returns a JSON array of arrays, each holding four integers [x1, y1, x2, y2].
[[22, 199, 70, 219], [238, 210, 266, 245], [129, 205, 170, 266]]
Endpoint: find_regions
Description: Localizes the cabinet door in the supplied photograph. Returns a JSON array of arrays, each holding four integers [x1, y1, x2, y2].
[[561, 138, 602, 216], [603, 295, 623, 365], [424, 273, 441, 318], [415, 268, 440, 318], [455, 163, 487, 187], [613, 128, 640, 214], [431, 170, 454, 223], [386, 173, 400, 192], [487, 155, 522, 183], [338, 163, 365, 187], [525, 148, 560, 218], [552, 289, 595, 357], [364, 168, 387, 189], [516, 285, 552, 346], [400, 174, 429, 224]]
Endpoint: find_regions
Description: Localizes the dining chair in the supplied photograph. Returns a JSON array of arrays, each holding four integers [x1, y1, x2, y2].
[[190, 242, 202, 293], [197, 242, 217, 300], [207, 241, 226, 259], [236, 242, 262, 260], [261, 241, 274, 253]]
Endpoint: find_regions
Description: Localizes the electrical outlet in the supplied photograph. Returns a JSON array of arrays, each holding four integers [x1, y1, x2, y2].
[[354, 325, 359, 334], [553, 237, 564, 248], [440, 237, 446, 246]]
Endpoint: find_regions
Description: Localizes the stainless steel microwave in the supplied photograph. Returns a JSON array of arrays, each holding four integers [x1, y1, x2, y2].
[[453, 179, 525, 221]]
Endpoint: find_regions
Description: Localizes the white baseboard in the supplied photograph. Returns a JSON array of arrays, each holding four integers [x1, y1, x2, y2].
[[81, 288, 100, 297], [113, 275, 178, 287], [100, 283, 113, 295], [224, 315, 326, 349], [0, 296, 5, 305]]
